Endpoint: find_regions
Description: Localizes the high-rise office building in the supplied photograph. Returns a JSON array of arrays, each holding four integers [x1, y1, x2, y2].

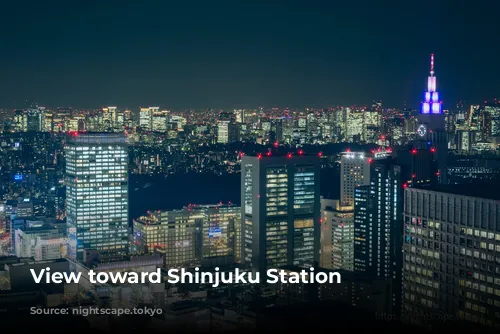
[[217, 121, 239, 143], [485, 102, 500, 139], [65, 133, 129, 262], [151, 109, 170, 132], [319, 151, 369, 272], [241, 153, 320, 271], [340, 151, 371, 207], [139, 106, 159, 130], [217, 121, 230, 143], [26, 108, 44, 132], [402, 184, 500, 330], [353, 156, 404, 313], [320, 198, 354, 270], [396, 145, 437, 187], [270, 118, 284, 143], [101, 106, 117, 130]]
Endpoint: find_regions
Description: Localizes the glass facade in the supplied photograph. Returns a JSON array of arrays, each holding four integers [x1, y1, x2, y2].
[[266, 167, 288, 216], [241, 155, 320, 271], [244, 165, 253, 215], [161, 211, 198, 268], [202, 205, 240, 260], [293, 218, 314, 266], [293, 167, 315, 214], [244, 218, 252, 264], [353, 186, 369, 272], [65, 133, 129, 261], [265, 220, 288, 267]]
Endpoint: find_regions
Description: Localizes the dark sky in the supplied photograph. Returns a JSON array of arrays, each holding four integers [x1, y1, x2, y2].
[[0, 0, 499, 110]]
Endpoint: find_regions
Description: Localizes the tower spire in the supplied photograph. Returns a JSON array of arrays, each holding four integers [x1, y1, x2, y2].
[[430, 53, 434, 76], [421, 53, 441, 114]]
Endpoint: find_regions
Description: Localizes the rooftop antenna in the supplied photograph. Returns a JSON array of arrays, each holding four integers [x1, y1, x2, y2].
[[430, 53, 434, 76]]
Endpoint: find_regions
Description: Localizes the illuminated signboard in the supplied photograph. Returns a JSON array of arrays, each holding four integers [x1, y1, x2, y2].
[[14, 174, 23, 181], [208, 227, 222, 238]]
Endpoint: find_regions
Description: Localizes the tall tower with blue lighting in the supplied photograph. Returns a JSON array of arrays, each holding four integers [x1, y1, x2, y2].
[[421, 53, 442, 115], [418, 53, 445, 133], [415, 53, 448, 184]]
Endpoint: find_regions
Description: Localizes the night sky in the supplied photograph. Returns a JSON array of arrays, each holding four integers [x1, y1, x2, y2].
[[0, 0, 499, 109]]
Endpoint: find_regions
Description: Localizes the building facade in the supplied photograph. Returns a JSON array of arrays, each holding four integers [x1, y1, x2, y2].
[[320, 198, 354, 271], [133, 204, 241, 268], [65, 133, 129, 262], [402, 185, 500, 330], [340, 151, 370, 207], [241, 154, 320, 272]]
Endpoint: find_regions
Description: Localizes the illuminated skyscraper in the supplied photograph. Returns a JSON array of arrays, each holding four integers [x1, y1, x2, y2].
[[26, 108, 44, 132], [340, 151, 371, 207], [65, 133, 129, 262], [485, 102, 500, 139], [320, 198, 354, 271], [139, 107, 159, 130], [319, 151, 368, 272], [217, 120, 230, 143], [241, 153, 320, 271], [421, 54, 442, 115], [416, 54, 448, 184], [354, 156, 404, 314]]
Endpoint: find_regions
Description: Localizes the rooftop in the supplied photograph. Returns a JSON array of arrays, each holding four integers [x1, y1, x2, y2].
[[66, 132, 127, 144], [418, 182, 500, 201]]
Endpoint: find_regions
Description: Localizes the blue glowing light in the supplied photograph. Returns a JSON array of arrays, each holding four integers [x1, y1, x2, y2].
[[208, 227, 222, 237], [432, 92, 439, 102], [421, 102, 430, 114], [431, 102, 441, 114], [14, 174, 23, 181]]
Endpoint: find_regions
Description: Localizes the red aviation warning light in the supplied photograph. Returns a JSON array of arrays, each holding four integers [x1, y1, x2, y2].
[[257, 153, 262, 159], [430, 147, 436, 153], [266, 151, 272, 156], [317, 151, 323, 157], [411, 148, 417, 155], [287, 153, 293, 159], [298, 149, 303, 155]]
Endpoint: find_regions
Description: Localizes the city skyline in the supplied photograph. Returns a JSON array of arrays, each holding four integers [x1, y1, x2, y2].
[[1, 2, 500, 332], [1, 52, 500, 111]]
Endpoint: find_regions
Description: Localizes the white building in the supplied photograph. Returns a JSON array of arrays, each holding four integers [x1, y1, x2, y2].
[[65, 133, 129, 261], [340, 151, 371, 207], [217, 121, 230, 143], [15, 225, 65, 260]]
